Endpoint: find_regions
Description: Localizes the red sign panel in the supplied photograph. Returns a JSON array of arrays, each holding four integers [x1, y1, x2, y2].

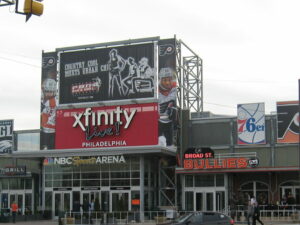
[[55, 103, 158, 149]]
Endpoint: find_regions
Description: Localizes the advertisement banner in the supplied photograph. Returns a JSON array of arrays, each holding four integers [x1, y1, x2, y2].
[[40, 52, 58, 150], [237, 103, 266, 145], [55, 103, 158, 149], [158, 39, 177, 147], [0, 120, 13, 154], [277, 101, 299, 143], [59, 43, 155, 104]]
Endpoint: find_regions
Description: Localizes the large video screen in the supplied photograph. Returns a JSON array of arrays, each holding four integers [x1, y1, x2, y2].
[[59, 43, 155, 104]]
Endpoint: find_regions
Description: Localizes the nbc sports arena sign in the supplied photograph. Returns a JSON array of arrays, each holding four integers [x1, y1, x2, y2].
[[237, 103, 266, 145], [43, 155, 126, 166], [55, 103, 158, 149]]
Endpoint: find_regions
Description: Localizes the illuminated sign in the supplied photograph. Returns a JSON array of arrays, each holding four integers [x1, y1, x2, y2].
[[183, 157, 259, 170], [184, 147, 214, 159], [43, 155, 126, 166], [55, 103, 158, 149]]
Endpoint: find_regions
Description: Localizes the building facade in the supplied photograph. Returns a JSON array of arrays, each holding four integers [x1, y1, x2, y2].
[[177, 111, 300, 212]]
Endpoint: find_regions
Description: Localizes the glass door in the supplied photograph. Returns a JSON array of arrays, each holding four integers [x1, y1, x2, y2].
[[1, 193, 8, 209], [195, 193, 203, 211], [281, 186, 300, 204], [53, 192, 72, 218], [9, 192, 24, 215], [216, 191, 225, 212], [194, 191, 214, 211], [296, 187, 300, 204], [206, 192, 214, 211], [110, 191, 130, 212]]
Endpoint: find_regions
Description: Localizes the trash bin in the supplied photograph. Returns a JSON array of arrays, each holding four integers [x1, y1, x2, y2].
[[0, 208, 10, 223]]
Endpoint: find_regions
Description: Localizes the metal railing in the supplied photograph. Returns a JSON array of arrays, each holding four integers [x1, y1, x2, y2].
[[230, 204, 300, 223], [60, 206, 300, 225]]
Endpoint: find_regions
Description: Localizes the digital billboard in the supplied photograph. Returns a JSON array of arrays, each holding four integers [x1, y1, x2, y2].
[[0, 120, 13, 154], [55, 103, 159, 149], [237, 103, 266, 145], [40, 52, 58, 150], [59, 43, 155, 104], [277, 101, 299, 143]]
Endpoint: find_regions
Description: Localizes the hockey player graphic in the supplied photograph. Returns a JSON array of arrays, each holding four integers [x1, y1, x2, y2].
[[108, 49, 126, 98], [158, 67, 177, 147], [41, 78, 57, 150]]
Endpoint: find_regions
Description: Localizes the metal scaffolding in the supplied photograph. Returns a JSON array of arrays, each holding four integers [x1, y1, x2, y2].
[[177, 39, 203, 112], [158, 37, 203, 209]]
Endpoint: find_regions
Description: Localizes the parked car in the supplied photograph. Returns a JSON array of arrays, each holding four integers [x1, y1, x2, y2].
[[169, 212, 234, 225]]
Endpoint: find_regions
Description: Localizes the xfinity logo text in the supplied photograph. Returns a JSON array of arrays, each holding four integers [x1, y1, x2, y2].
[[73, 107, 137, 132]]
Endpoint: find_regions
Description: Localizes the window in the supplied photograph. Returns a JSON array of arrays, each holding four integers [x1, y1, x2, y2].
[[185, 192, 194, 211], [185, 175, 193, 187], [16, 132, 40, 152], [240, 181, 269, 205], [195, 175, 214, 187]]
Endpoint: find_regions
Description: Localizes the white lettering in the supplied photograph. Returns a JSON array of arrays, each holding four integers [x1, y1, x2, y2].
[[123, 109, 137, 129], [73, 107, 136, 132]]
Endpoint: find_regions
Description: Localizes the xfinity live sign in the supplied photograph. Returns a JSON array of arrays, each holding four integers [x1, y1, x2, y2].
[[44, 155, 126, 166], [55, 103, 159, 149], [73, 106, 137, 141]]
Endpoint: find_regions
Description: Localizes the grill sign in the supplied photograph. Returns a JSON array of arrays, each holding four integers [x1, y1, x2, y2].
[[0, 166, 26, 176]]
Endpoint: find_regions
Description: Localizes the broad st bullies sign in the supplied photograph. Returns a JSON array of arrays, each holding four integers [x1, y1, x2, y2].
[[55, 103, 158, 149], [184, 157, 259, 170]]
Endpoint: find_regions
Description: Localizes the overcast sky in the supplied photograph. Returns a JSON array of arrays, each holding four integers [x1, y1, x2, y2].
[[0, 0, 299, 130]]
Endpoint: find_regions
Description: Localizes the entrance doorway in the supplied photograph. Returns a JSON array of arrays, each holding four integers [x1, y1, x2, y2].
[[9, 192, 23, 215], [1, 192, 33, 215], [195, 191, 215, 211], [53, 192, 72, 218], [81, 191, 101, 211], [281, 186, 300, 204], [110, 191, 130, 212]]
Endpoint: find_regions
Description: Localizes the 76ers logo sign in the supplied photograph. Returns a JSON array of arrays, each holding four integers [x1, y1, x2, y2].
[[237, 103, 266, 145]]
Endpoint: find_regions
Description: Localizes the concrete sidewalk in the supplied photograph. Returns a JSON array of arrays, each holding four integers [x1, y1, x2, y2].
[[1, 220, 299, 225], [0, 220, 57, 225]]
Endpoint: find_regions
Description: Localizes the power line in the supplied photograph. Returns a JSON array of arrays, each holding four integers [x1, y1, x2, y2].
[[0, 55, 40, 68]]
